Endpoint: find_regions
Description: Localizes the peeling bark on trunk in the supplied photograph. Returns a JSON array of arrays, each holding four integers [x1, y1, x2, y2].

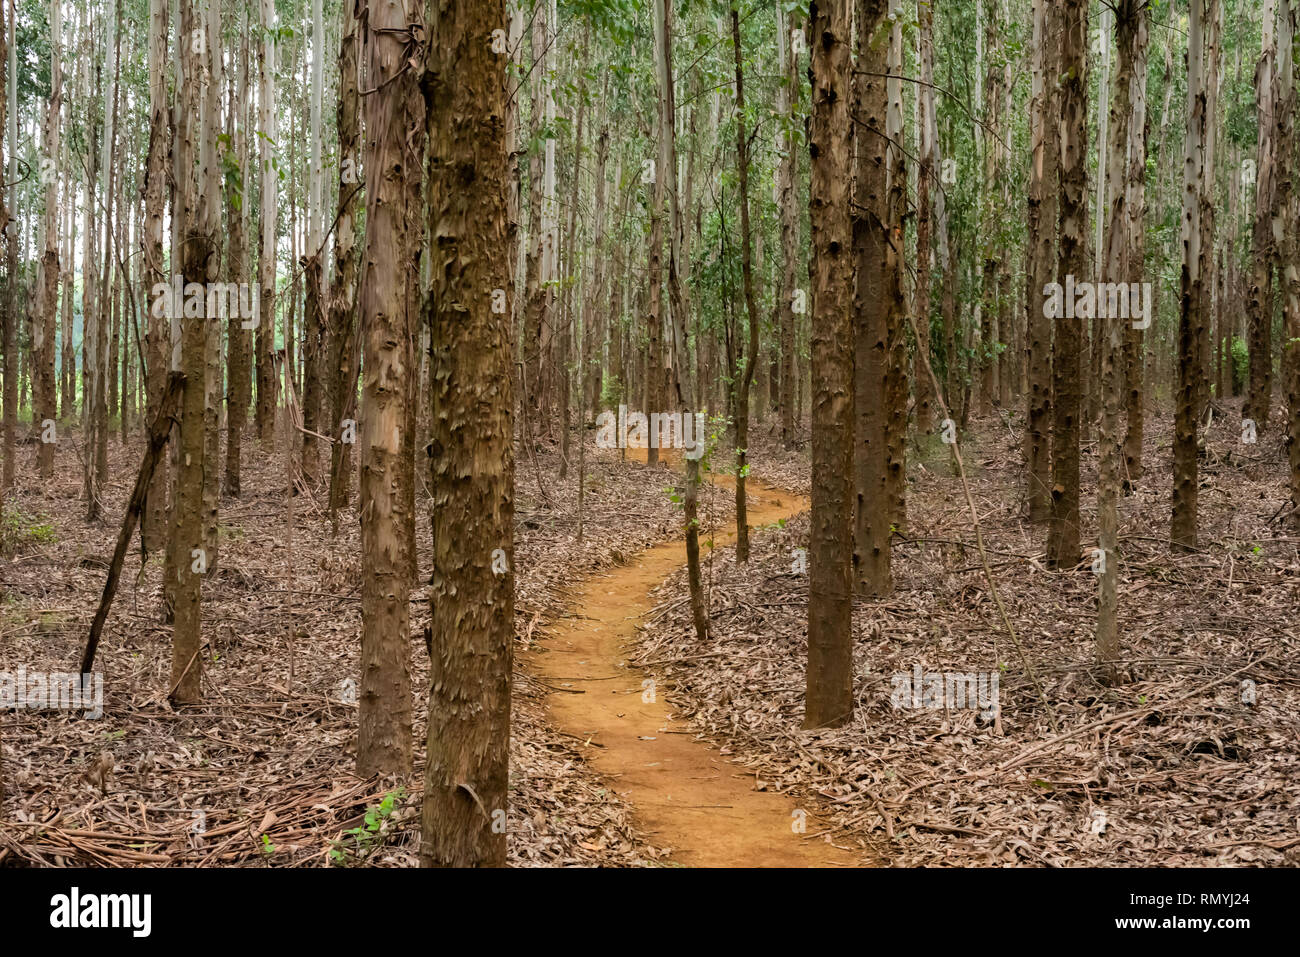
[[1046, 0, 1087, 570], [1122, 4, 1150, 488], [852, 0, 891, 597], [1246, 0, 1278, 431], [168, 0, 220, 706], [327, 5, 361, 527], [225, 18, 251, 498], [141, 0, 169, 549], [35, 0, 61, 481], [355, 0, 422, 778], [421, 0, 514, 867], [777, 8, 800, 449], [731, 9, 759, 563], [805, 0, 856, 730], [255, 0, 277, 446], [1172, 0, 1213, 551]]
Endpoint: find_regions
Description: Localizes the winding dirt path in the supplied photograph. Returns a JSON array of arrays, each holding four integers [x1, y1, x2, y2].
[[527, 461, 863, 867]]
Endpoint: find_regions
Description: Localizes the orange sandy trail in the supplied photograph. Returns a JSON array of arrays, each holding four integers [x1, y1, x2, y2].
[[526, 453, 865, 867]]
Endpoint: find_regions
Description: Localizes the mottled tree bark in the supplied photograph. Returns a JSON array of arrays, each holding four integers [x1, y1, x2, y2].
[[225, 17, 251, 498], [34, 0, 61, 481], [141, 0, 169, 549], [1047, 0, 1087, 570], [255, 0, 277, 446], [852, 0, 891, 596], [327, 3, 361, 527], [731, 10, 760, 562], [421, 0, 514, 867], [355, 0, 422, 777], [805, 0, 856, 730], [168, 0, 220, 706], [1172, 0, 1215, 551]]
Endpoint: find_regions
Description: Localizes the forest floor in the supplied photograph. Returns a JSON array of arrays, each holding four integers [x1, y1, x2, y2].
[[0, 417, 728, 866], [528, 446, 862, 866], [1, 399, 1296, 867], [638, 403, 1300, 866]]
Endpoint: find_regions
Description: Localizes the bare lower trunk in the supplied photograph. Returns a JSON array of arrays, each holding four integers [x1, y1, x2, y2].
[[852, 0, 892, 597], [806, 0, 856, 730], [1047, 0, 1087, 569], [421, 0, 514, 867], [355, 0, 421, 777]]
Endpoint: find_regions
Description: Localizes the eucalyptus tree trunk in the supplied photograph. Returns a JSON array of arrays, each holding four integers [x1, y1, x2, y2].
[[225, 16, 251, 497], [654, 0, 707, 641], [1046, 0, 1087, 570], [976, 0, 999, 415], [60, 166, 74, 422], [256, 0, 277, 446], [522, 1, 554, 434], [3, 0, 16, 495], [777, 7, 799, 449], [642, 17, 669, 469], [355, 0, 423, 777], [1172, 0, 1213, 551], [884, 1, 907, 531], [421, 0, 515, 867], [168, 0, 220, 706], [1122, 4, 1151, 487], [141, 0, 169, 549], [0, 0, 5, 792], [34, 0, 61, 480], [95, 6, 122, 496], [1097, 0, 1147, 677], [82, 11, 101, 521], [1024, 0, 1056, 520], [327, 3, 361, 526], [557, 32, 586, 480], [1246, 0, 1279, 430], [913, 0, 935, 437], [1276, 2, 1299, 527], [199, 0, 221, 572], [806, 0, 856, 730], [581, 115, 609, 422], [852, 0, 892, 597], [730, 9, 760, 562], [301, 0, 325, 484]]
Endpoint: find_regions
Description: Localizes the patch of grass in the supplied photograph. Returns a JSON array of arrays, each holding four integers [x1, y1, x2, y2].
[[1, 506, 58, 551]]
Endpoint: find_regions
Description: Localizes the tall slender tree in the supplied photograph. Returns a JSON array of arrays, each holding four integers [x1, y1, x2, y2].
[[1046, 0, 1087, 570], [806, 0, 856, 729], [300, 0, 325, 484], [776, 6, 799, 450], [1245, 0, 1278, 431], [168, 0, 221, 705], [356, 0, 423, 777], [327, 2, 362, 526], [1172, 0, 1214, 550], [34, 0, 61, 480], [225, 15, 251, 498], [421, 0, 514, 867], [141, 0, 169, 549], [853, 0, 891, 596], [1024, 0, 1056, 520], [256, 0, 278, 445], [731, 8, 760, 563]]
